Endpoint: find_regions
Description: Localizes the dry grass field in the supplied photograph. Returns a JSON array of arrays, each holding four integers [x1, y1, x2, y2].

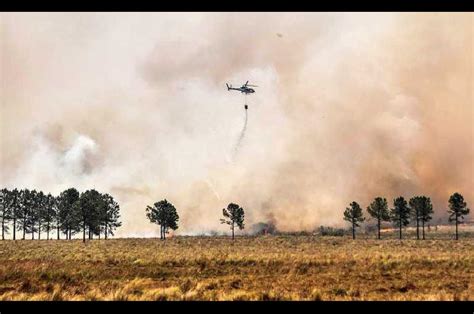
[[0, 231, 473, 301]]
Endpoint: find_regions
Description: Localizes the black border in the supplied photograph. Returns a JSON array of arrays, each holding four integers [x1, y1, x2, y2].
[[1, 300, 473, 312], [1, 0, 474, 12]]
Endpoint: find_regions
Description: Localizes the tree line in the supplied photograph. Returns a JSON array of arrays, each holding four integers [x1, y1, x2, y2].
[[0, 188, 121, 242], [344, 192, 470, 240], [3, 188, 468, 242]]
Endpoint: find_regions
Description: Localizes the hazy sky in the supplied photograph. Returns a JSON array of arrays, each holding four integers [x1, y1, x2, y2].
[[1, 13, 472, 237]]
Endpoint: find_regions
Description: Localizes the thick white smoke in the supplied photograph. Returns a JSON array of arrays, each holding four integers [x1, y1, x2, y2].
[[1, 13, 472, 237]]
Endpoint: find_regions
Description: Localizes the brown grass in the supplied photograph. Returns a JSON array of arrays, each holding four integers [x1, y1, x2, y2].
[[0, 233, 473, 300]]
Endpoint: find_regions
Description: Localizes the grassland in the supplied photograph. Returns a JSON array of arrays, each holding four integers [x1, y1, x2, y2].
[[0, 231, 473, 300]]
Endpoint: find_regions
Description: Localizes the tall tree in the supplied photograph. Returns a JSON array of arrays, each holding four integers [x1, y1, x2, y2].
[[41, 193, 57, 240], [18, 189, 34, 240], [146, 199, 179, 240], [409, 196, 423, 240], [344, 201, 365, 239], [10, 189, 20, 240], [27, 189, 40, 240], [448, 192, 470, 240], [35, 191, 46, 240], [100, 193, 122, 240], [220, 203, 245, 240], [418, 196, 433, 240], [57, 188, 80, 240], [390, 196, 411, 240], [0, 189, 11, 240], [162, 203, 179, 239], [366, 197, 390, 239], [410, 196, 433, 240], [55, 195, 61, 240], [78, 189, 103, 242]]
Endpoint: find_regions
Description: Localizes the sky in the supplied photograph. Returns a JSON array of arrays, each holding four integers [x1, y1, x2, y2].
[[1, 12, 473, 237]]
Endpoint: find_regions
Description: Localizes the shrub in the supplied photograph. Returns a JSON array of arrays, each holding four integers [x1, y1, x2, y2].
[[317, 226, 346, 237]]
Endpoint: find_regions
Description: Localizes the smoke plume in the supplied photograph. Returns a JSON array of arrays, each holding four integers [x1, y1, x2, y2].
[[1, 13, 472, 236]]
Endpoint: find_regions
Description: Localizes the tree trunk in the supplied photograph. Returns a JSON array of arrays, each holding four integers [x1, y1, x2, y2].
[[352, 221, 355, 240], [377, 218, 381, 240], [455, 216, 458, 240], [38, 221, 41, 240], [422, 220, 425, 240], [57, 225, 60, 240], [23, 217, 26, 240], [47, 221, 50, 240], [1, 216, 4, 240], [232, 223, 235, 240], [13, 218, 16, 240], [416, 216, 419, 240], [69, 228, 71, 240], [398, 212, 402, 240], [105, 223, 108, 240], [399, 221, 402, 240], [83, 221, 86, 243]]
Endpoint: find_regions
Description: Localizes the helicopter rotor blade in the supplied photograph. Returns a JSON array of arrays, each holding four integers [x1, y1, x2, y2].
[[246, 84, 258, 87]]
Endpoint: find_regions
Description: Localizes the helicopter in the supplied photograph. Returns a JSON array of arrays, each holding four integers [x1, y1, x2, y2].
[[226, 81, 258, 95], [226, 81, 257, 110]]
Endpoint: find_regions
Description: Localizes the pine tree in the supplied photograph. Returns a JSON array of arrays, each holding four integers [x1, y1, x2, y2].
[[448, 192, 470, 240], [28, 190, 40, 240], [410, 196, 433, 240], [366, 197, 390, 239], [35, 191, 46, 240], [100, 193, 122, 239], [10, 189, 20, 240], [18, 189, 34, 240], [390, 196, 411, 240], [78, 190, 103, 242], [57, 188, 80, 240], [0, 189, 11, 240], [146, 199, 179, 240], [41, 193, 57, 240], [409, 196, 422, 240], [220, 203, 245, 240], [344, 201, 365, 239]]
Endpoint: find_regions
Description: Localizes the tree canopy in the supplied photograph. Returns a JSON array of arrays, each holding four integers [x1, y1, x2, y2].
[[220, 203, 245, 240], [343, 201, 365, 239], [146, 199, 179, 240]]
